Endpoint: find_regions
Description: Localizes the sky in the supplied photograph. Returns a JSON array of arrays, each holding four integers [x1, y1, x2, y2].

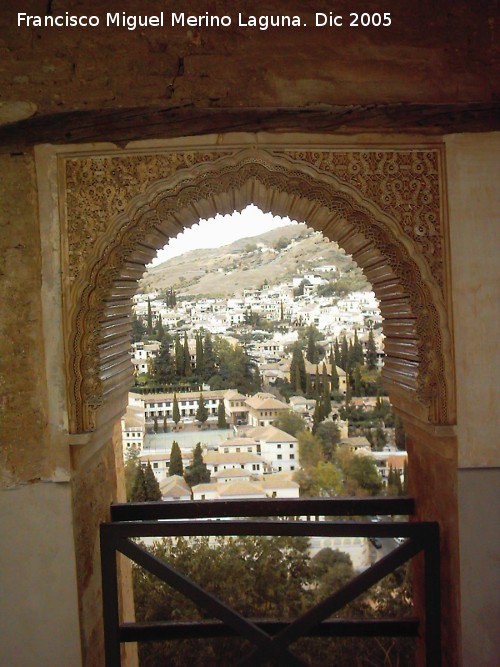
[[150, 205, 297, 266]]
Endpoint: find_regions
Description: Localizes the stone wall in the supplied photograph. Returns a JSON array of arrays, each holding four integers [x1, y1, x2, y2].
[[0, 0, 498, 123], [0, 152, 51, 487]]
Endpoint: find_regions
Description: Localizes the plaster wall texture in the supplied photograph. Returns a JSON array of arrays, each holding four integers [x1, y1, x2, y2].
[[406, 428, 460, 667], [0, 482, 82, 666], [0, 0, 497, 120], [445, 133, 500, 467], [0, 152, 51, 487], [457, 468, 500, 667]]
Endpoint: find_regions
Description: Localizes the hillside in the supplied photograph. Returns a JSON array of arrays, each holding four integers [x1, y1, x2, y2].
[[140, 224, 369, 297]]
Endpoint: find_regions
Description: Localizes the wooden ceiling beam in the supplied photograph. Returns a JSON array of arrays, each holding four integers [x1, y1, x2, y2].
[[1, 103, 499, 151]]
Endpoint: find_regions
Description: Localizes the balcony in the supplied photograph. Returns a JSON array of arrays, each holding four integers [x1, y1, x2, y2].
[[101, 497, 440, 666]]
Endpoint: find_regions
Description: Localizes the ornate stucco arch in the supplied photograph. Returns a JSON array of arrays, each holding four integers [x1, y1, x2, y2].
[[62, 143, 454, 434]]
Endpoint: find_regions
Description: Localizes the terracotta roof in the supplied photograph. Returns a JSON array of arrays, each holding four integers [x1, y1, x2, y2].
[[245, 425, 298, 443], [245, 393, 288, 410], [218, 481, 266, 497], [262, 477, 299, 490], [212, 468, 252, 479], [159, 474, 190, 494], [221, 437, 258, 447]]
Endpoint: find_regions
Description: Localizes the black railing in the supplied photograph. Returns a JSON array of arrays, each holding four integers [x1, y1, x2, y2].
[[100, 497, 440, 666]]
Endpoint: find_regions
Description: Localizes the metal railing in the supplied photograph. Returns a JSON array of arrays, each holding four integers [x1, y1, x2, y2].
[[100, 497, 440, 666]]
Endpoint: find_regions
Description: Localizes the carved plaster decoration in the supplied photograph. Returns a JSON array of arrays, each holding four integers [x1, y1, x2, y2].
[[62, 145, 453, 434]]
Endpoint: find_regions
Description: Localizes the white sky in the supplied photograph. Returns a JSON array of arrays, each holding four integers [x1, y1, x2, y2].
[[151, 205, 297, 266]]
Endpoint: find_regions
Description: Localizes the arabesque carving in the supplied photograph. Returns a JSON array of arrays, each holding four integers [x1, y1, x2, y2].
[[62, 144, 454, 434]]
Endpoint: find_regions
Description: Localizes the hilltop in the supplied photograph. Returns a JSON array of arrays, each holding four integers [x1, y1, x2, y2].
[[140, 224, 369, 297]]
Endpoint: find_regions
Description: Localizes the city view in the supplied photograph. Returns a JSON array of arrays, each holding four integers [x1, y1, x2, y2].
[[125, 207, 412, 666]]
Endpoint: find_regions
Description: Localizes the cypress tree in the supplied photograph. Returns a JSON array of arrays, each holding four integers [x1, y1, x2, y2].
[[130, 464, 147, 502], [330, 359, 339, 392], [366, 329, 378, 370], [312, 398, 323, 433], [143, 461, 162, 500], [217, 399, 228, 428], [153, 416, 159, 433], [334, 338, 341, 368], [202, 332, 215, 381], [306, 325, 319, 364], [157, 313, 165, 341], [403, 460, 409, 494], [353, 329, 364, 365], [290, 342, 306, 395], [169, 441, 184, 476], [196, 393, 209, 424], [347, 339, 354, 369], [172, 394, 181, 427], [340, 335, 349, 370], [153, 339, 173, 385], [353, 364, 362, 396], [183, 332, 192, 376], [174, 334, 183, 377], [184, 443, 211, 486], [315, 365, 321, 398], [305, 371, 312, 398], [146, 298, 153, 336], [321, 363, 331, 418], [163, 416, 167, 433], [195, 332, 204, 375], [344, 382, 352, 407]]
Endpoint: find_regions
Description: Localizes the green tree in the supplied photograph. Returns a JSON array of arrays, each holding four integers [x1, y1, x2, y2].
[[312, 398, 323, 433], [290, 342, 306, 394], [321, 363, 331, 418], [124, 447, 140, 501], [310, 548, 354, 595], [130, 463, 147, 502], [195, 332, 204, 375], [344, 455, 383, 496], [340, 335, 349, 371], [131, 313, 145, 343], [334, 337, 341, 368], [172, 394, 181, 427], [174, 334, 184, 377], [275, 411, 306, 438], [202, 331, 216, 381], [306, 324, 320, 364], [395, 414, 407, 450], [143, 461, 162, 500], [183, 332, 192, 376], [184, 443, 211, 487], [133, 535, 311, 667], [295, 460, 344, 497], [168, 441, 184, 476], [217, 399, 228, 428], [153, 416, 159, 433], [352, 329, 364, 365], [366, 329, 378, 370], [152, 339, 173, 385], [315, 421, 340, 462], [156, 313, 165, 341], [297, 431, 323, 468], [146, 297, 153, 336], [195, 393, 209, 424], [353, 364, 362, 396]]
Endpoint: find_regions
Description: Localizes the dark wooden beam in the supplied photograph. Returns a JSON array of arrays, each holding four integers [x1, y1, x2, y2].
[[1, 103, 499, 151]]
